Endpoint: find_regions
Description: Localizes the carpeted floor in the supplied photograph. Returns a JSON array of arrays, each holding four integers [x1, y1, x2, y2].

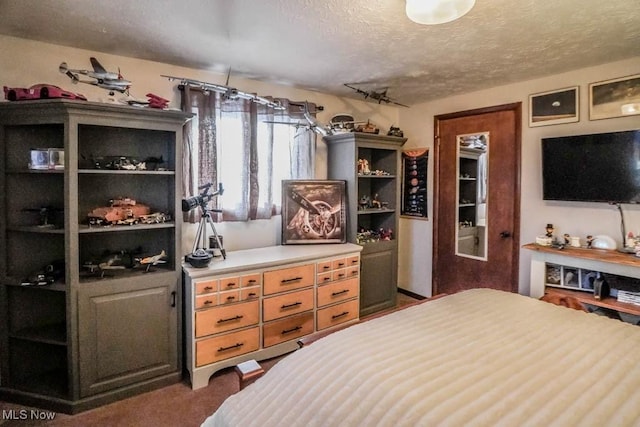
[[0, 292, 420, 427]]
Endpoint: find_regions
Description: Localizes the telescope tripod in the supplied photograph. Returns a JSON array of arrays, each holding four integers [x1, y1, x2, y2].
[[190, 208, 226, 261]]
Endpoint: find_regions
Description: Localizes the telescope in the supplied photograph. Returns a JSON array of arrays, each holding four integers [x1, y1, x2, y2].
[[182, 182, 224, 212], [182, 182, 226, 267]]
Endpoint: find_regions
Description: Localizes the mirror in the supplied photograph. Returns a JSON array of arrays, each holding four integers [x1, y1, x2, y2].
[[455, 132, 489, 260]]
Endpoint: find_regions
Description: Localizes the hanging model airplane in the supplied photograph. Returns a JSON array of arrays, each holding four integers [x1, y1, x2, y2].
[[344, 84, 410, 108], [161, 72, 284, 110], [262, 101, 332, 136], [59, 57, 131, 95]]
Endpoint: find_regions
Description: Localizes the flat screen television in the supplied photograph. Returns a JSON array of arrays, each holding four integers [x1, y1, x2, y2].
[[542, 130, 640, 203]]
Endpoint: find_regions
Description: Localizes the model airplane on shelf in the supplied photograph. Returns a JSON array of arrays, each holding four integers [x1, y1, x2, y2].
[[161, 72, 284, 110], [344, 83, 409, 108], [136, 250, 167, 272], [59, 57, 131, 95]]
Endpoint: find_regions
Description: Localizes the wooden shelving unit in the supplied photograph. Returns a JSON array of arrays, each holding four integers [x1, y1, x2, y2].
[[0, 99, 190, 413]]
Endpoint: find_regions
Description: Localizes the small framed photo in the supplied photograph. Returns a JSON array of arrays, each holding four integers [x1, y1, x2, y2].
[[589, 74, 640, 120], [529, 86, 579, 127], [281, 180, 346, 244]]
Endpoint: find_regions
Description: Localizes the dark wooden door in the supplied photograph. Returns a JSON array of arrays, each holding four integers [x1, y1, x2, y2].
[[433, 103, 521, 295]]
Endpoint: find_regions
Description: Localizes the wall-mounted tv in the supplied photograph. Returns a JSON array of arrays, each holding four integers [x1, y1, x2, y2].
[[542, 130, 640, 203]]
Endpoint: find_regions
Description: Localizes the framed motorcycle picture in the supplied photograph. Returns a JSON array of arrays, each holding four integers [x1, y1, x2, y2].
[[281, 180, 346, 244], [401, 148, 428, 219]]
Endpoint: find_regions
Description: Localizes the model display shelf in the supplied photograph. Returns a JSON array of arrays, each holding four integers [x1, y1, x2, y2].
[[0, 100, 189, 413]]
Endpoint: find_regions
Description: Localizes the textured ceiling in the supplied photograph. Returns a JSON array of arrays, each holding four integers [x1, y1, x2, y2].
[[0, 0, 639, 106]]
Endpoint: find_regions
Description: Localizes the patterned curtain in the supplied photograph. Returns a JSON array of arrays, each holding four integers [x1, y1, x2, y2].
[[181, 88, 316, 223]]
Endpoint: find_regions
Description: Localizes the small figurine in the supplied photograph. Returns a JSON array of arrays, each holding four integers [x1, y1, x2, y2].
[[563, 234, 571, 245], [387, 126, 404, 137], [545, 224, 554, 238], [586, 235, 594, 249], [358, 159, 371, 175], [359, 195, 370, 210], [371, 194, 382, 209]]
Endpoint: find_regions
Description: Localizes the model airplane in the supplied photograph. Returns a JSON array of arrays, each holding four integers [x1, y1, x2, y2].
[[344, 84, 409, 108], [136, 250, 167, 272], [59, 57, 131, 95], [263, 101, 331, 136], [161, 74, 284, 110]]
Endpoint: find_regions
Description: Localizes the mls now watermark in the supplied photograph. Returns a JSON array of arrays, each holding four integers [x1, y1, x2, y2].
[[2, 409, 57, 421]]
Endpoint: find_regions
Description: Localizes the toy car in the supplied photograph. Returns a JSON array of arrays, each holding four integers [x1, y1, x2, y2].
[[3, 84, 87, 101]]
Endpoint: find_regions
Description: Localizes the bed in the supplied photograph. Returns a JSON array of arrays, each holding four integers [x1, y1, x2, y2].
[[202, 288, 640, 426]]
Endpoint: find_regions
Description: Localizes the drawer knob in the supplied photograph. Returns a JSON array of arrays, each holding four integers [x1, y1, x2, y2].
[[323, 277, 331, 282], [247, 279, 257, 283], [281, 276, 303, 284], [218, 342, 243, 352], [332, 311, 349, 320], [323, 265, 330, 270], [217, 314, 243, 323], [338, 262, 344, 267], [337, 273, 345, 278], [282, 325, 302, 335], [225, 283, 237, 288], [204, 286, 213, 291], [203, 300, 214, 305], [281, 301, 302, 310], [331, 289, 349, 297]]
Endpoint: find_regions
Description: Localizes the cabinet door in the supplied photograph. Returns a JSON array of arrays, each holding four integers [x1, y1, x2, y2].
[[360, 242, 397, 316], [77, 274, 178, 397]]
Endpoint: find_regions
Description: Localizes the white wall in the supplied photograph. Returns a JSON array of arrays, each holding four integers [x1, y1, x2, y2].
[[397, 56, 640, 297], [0, 35, 400, 255]]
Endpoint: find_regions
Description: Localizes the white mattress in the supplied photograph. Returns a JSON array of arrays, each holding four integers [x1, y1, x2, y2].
[[203, 288, 640, 427]]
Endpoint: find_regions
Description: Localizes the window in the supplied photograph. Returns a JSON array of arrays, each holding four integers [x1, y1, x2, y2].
[[182, 89, 315, 222]]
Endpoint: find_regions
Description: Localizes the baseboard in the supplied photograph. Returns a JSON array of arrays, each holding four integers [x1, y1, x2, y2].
[[397, 287, 427, 300]]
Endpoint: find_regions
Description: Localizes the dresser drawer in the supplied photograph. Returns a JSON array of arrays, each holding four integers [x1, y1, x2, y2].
[[241, 273, 261, 288], [195, 300, 259, 338], [196, 327, 260, 367], [263, 263, 314, 295], [240, 286, 261, 301], [195, 279, 218, 295], [331, 258, 347, 270], [332, 269, 349, 281], [218, 289, 240, 305], [346, 254, 360, 267], [317, 277, 359, 308], [317, 298, 358, 330], [317, 271, 333, 285], [263, 312, 314, 348], [317, 260, 332, 273], [219, 276, 240, 291], [195, 294, 218, 310], [263, 288, 313, 322]]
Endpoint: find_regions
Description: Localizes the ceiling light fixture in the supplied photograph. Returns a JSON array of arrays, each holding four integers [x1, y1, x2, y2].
[[406, 0, 476, 25]]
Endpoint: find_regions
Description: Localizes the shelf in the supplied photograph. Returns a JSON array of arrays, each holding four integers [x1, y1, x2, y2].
[[8, 226, 65, 234], [544, 287, 640, 317], [4, 281, 67, 292], [523, 243, 640, 269], [10, 368, 69, 399], [11, 323, 67, 346], [357, 208, 395, 215], [78, 221, 176, 233], [358, 174, 396, 179], [6, 169, 64, 174], [78, 169, 175, 175]]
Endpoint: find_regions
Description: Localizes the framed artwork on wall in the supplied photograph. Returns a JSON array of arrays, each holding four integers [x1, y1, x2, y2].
[[401, 148, 428, 219], [281, 180, 346, 244], [589, 74, 640, 120], [528, 86, 579, 127]]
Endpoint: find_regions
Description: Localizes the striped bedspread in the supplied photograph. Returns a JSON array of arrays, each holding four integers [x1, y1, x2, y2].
[[203, 288, 640, 427]]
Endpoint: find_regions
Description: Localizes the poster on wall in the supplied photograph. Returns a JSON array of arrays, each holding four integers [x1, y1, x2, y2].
[[401, 149, 428, 219], [281, 180, 346, 244]]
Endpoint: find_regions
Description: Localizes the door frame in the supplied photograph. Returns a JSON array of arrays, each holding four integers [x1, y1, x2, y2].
[[432, 102, 522, 295]]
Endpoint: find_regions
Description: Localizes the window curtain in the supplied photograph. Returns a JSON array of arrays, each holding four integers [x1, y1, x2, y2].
[[181, 87, 316, 222]]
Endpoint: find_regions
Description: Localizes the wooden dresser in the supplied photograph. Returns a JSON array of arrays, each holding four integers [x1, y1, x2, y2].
[[183, 243, 362, 389]]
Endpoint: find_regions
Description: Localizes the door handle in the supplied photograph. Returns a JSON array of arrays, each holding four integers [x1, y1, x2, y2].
[[500, 231, 512, 239]]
